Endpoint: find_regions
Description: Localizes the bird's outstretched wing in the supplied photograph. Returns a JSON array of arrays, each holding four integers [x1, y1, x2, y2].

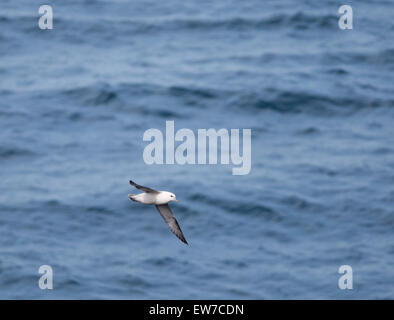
[[129, 180, 158, 193], [155, 204, 188, 245]]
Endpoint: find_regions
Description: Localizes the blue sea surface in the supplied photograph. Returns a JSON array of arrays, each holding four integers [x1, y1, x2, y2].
[[0, 0, 394, 299]]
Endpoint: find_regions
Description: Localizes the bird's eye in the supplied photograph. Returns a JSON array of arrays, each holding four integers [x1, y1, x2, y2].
[[171, 195, 173, 197]]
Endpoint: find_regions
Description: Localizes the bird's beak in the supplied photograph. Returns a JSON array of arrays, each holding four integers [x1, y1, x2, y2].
[[175, 200, 179, 203]]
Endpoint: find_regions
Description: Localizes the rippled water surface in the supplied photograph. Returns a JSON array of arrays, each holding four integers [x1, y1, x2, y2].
[[1, 0, 394, 299]]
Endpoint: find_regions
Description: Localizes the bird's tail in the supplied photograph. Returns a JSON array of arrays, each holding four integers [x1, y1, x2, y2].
[[128, 194, 137, 202]]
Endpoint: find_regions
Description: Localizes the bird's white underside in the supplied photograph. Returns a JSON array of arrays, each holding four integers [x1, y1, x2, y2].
[[129, 191, 177, 205]]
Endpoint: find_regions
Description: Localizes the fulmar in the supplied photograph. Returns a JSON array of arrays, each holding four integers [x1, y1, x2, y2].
[[128, 180, 188, 245]]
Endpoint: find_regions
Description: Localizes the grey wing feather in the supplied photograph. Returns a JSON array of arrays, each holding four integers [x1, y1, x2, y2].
[[129, 180, 158, 193], [155, 204, 188, 245]]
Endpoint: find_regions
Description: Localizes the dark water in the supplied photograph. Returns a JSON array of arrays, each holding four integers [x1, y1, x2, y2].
[[1, 0, 394, 299]]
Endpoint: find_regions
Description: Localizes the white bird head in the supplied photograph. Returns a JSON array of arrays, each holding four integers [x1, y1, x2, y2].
[[159, 191, 178, 204]]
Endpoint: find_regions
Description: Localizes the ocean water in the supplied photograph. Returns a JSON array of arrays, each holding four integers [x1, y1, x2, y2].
[[1, 0, 394, 299]]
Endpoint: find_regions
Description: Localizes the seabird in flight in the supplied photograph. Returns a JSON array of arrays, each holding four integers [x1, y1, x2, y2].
[[128, 180, 188, 245]]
